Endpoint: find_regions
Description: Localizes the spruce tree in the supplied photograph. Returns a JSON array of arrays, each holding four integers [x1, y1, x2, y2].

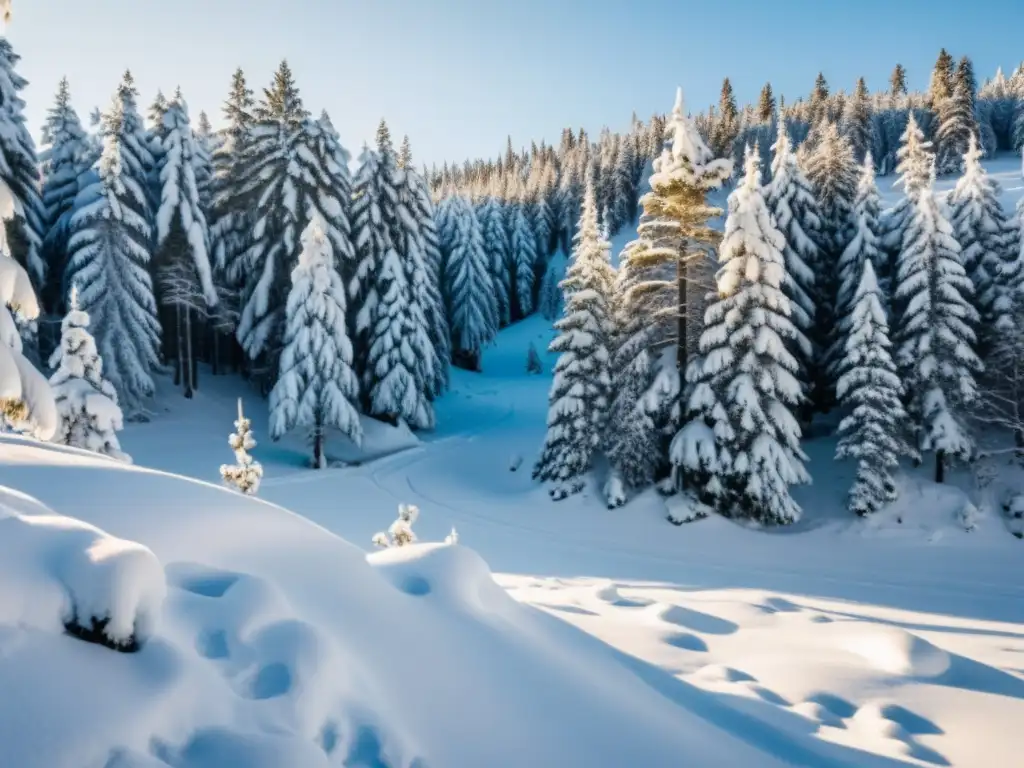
[[928, 48, 955, 111], [880, 114, 932, 274], [65, 91, 162, 414], [533, 177, 615, 500], [193, 111, 215, 213], [890, 64, 908, 97], [40, 77, 91, 313], [0, 39, 47, 291], [153, 94, 218, 398], [948, 133, 1020, 344], [439, 194, 498, 371], [509, 191, 538, 319], [678, 149, 809, 524], [478, 194, 511, 325], [842, 77, 873, 164], [269, 214, 362, 468], [711, 78, 739, 158], [809, 72, 830, 127], [757, 83, 776, 123], [804, 121, 858, 411], [835, 260, 912, 515], [766, 128, 819, 394], [936, 77, 977, 175], [48, 286, 128, 460], [895, 169, 981, 483]]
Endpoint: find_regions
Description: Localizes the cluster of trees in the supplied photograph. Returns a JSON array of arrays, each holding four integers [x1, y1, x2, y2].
[[534, 84, 1024, 526]]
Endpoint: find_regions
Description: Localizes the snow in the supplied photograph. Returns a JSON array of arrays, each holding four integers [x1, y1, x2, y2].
[[2, 150, 1024, 765]]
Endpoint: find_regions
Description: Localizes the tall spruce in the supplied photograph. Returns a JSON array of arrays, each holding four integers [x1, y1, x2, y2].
[[834, 260, 912, 515], [928, 48, 955, 110], [711, 78, 739, 158], [757, 83, 776, 124], [509, 189, 538, 319], [936, 73, 978, 175], [895, 168, 981, 483], [677, 148, 809, 525], [65, 91, 162, 414], [478, 194, 511, 325], [880, 114, 932, 277], [841, 77, 873, 164], [533, 176, 615, 500]]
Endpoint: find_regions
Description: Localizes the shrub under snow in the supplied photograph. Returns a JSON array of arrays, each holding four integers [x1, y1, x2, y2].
[[373, 504, 420, 548]]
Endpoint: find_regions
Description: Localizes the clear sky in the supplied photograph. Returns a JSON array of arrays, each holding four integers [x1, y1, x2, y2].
[[8, 0, 1024, 167]]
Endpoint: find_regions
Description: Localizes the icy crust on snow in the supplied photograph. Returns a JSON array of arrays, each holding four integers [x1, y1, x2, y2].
[[0, 485, 165, 648], [0, 435, 783, 768]]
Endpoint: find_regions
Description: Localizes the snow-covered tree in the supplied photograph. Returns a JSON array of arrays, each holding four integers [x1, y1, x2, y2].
[[936, 77, 978, 175], [526, 341, 542, 373], [0, 39, 47, 292], [372, 504, 419, 548], [677, 149, 809, 525], [193, 111, 216, 212], [269, 214, 362, 468], [353, 124, 435, 429], [881, 114, 933, 276], [154, 95, 218, 398], [766, 127, 820, 401], [841, 77, 874, 164], [40, 78, 91, 313], [948, 133, 1019, 344], [895, 170, 982, 483], [477, 195, 511, 325], [220, 398, 263, 495], [835, 261, 912, 516], [832, 152, 884, 369], [509, 194, 538, 319], [438, 194, 498, 372], [48, 286, 128, 461], [533, 176, 615, 500], [65, 91, 162, 415]]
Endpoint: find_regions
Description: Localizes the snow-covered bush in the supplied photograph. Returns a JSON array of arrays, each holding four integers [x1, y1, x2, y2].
[[372, 504, 420, 548], [444, 527, 459, 545], [1003, 494, 1024, 539], [220, 398, 263, 495], [0, 501, 166, 652], [48, 287, 129, 461]]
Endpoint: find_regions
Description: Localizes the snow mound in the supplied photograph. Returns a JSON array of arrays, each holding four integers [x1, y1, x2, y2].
[[825, 621, 951, 677], [0, 486, 165, 650]]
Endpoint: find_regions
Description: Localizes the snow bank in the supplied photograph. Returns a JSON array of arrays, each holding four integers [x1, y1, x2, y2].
[[0, 486, 165, 649], [827, 621, 951, 677]]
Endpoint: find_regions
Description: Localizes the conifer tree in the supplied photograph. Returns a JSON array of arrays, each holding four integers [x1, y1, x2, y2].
[[804, 121, 858, 411], [880, 114, 932, 274], [439, 194, 498, 372], [533, 177, 615, 500], [40, 77, 91, 312], [890, 64, 908, 97], [711, 78, 739, 158], [478, 194, 511, 325], [842, 77, 873, 164], [0, 39, 47, 291], [610, 134, 637, 231], [154, 94, 218, 398], [834, 153, 884, 348], [766, 128, 819, 393], [65, 91, 162, 414], [928, 48, 955, 110], [835, 260, 912, 515], [269, 214, 362, 468], [193, 111, 215, 213], [895, 169, 981, 483], [510, 192, 538, 319], [809, 71, 830, 127], [936, 64, 978, 175], [757, 83, 776, 124], [48, 286, 128, 460], [678, 149, 809, 524], [948, 133, 1020, 344]]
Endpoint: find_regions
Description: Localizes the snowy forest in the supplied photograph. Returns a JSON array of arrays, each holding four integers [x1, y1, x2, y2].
[[3, 34, 1024, 525]]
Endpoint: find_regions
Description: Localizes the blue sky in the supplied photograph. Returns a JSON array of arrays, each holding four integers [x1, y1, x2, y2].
[[9, 0, 1024, 166]]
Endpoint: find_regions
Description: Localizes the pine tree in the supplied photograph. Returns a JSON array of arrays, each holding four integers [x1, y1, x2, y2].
[[439, 194, 498, 372], [48, 286, 128, 460], [834, 260, 912, 515], [679, 149, 809, 524], [65, 90, 162, 414], [880, 114, 933, 273], [269, 214, 362, 468], [809, 72, 830, 127], [936, 77, 977, 175], [766, 128, 819, 391], [842, 77, 873, 164], [509, 192, 538, 319], [711, 78, 739, 158], [0, 39, 47, 292], [895, 169, 981, 483], [40, 77, 91, 312], [154, 95, 218, 398], [478, 195, 511, 325], [890, 64, 908, 97], [220, 398, 263, 495], [210, 69, 255, 308], [928, 48, 955, 110], [757, 83, 776, 123], [193, 111, 215, 213], [948, 133, 1020, 345], [804, 121, 858, 411], [533, 176, 615, 500], [834, 153, 884, 350]]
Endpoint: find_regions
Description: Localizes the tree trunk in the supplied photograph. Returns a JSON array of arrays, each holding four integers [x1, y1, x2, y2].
[[174, 303, 183, 388], [935, 449, 946, 484], [184, 306, 195, 398], [212, 331, 220, 376], [677, 255, 687, 372], [312, 422, 324, 469]]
